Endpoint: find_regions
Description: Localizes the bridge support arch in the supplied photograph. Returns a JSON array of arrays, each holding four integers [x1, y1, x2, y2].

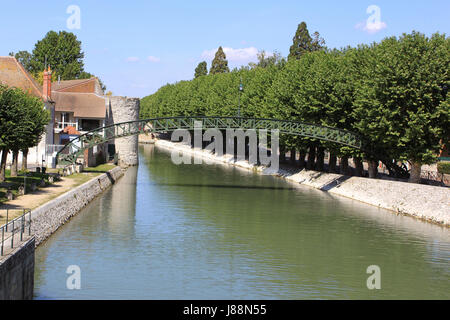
[[110, 96, 140, 167]]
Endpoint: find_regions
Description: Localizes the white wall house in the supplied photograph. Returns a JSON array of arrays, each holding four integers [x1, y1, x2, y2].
[[0, 56, 107, 168]]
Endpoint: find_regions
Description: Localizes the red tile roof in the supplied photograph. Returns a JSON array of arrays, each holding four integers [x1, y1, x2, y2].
[[53, 78, 93, 91], [0, 56, 43, 98], [62, 126, 81, 135]]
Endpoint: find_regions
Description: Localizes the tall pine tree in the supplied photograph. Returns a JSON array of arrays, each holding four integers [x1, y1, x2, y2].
[[288, 22, 325, 60], [194, 61, 208, 78], [209, 47, 230, 74]]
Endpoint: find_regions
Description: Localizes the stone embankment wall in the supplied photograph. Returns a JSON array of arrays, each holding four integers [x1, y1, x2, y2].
[[138, 133, 155, 144], [110, 96, 140, 167], [0, 237, 35, 300], [31, 166, 124, 246], [0, 167, 124, 300], [155, 139, 450, 226]]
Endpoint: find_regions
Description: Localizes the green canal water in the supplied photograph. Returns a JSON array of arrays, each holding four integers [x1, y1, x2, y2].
[[34, 145, 450, 299]]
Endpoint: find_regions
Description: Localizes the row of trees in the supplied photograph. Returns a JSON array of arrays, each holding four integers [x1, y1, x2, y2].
[[10, 30, 106, 91], [194, 22, 323, 78], [141, 24, 449, 182], [0, 85, 50, 182], [194, 46, 230, 78]]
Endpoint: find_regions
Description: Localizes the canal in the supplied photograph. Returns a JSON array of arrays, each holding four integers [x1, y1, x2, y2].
[[34, 144, 450, 299]]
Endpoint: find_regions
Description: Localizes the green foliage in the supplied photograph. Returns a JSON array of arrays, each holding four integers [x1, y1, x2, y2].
[[194, 61, 208, 78], [209, 46, 230, 75], [353, 32, 450, 164], [0, 170, 50, 204], [140, 31, 449, 168], [30, 31, 85, 80], [288, 22, 325, 61], [249, 50, 286, 69], [0, 85, 49, 153], [11, 30, 106, 88], [437, 162, 450, 174], [9, 51, 33, 73]]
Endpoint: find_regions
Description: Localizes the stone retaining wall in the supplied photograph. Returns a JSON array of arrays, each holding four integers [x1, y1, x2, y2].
[[30, 166, 124, 246], [155, 139, 450, 227], [0, 237, 35, 300]]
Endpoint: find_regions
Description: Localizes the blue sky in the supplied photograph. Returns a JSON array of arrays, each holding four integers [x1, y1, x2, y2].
[[1, 0, 449, 98]]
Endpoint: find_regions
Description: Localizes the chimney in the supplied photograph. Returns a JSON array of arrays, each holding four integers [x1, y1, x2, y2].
[[42, 66, 52, 101]]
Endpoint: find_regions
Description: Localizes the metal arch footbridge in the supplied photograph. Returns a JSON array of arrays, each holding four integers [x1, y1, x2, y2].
[[56, 116, 363, 165]]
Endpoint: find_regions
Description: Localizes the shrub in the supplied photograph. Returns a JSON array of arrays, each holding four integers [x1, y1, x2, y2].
[[437, 162, 450, 174]]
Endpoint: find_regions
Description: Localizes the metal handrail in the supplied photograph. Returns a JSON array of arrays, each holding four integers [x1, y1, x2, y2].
[[56, 116, 365, 165], [0, 209, 32, 256]]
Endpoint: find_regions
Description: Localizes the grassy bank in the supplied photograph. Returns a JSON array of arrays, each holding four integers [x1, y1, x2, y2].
[[0, 163, 117, 224], [0, 169, 51, 203]]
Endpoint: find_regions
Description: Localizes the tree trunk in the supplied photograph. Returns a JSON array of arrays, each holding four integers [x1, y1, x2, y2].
[[21, 149, 28, 171], [0, 148, 8, 182], [368, 160, 378, 179], [339, 156, 349, 175], [290, 148, 296, 164], [279, 146, 286, 163], [354, 157, 364, 177], [299, 150, 307, 168], [11, 150, 19, 177], [306, 145, 316, 170], [409, 161, 422, 183], [329, 153, 337, 173], [315, 147, 325, 171]]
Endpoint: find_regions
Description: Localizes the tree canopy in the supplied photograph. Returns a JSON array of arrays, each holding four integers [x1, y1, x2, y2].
[[249, 50, 286, 69], [209, 47, 230, 74], [0, 85, 49, 180], [9, 30, 106, 90], [30, 31, 85, 79], [140, 30, 449, 182], [288, 22, 325, 60], [194, 61, 208, 78]]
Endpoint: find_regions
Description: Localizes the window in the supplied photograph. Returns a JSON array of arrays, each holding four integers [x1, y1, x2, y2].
[[80, 119, 100, 131]]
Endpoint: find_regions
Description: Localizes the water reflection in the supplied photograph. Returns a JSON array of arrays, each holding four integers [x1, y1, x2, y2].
[[34, 144, 450, 299]]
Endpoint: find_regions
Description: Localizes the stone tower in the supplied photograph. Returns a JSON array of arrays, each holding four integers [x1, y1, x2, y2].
[[109, 96, 140, 167]]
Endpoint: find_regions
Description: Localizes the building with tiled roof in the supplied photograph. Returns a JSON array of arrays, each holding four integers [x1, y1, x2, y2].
[[0, 56, 109, 167], [0, 56, 43, 98], [53, 77, 104, 95], [0, 56, 55, 166], [51, 77, 107, 146]]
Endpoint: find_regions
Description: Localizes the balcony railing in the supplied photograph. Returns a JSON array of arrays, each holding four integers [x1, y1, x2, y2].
[[55, 122, 78, 130]]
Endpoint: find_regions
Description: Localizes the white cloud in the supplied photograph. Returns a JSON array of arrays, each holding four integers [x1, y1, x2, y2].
[[201, 47, 263, 64], [126, 56, 140, 62], [356, 5, 387, 34], [356, 21, 387, 34], [364, 21, 387, 34], [147, 56, 161, 63]]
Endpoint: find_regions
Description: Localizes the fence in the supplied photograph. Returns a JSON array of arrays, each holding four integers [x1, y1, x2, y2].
[[46, 144, 65, 155], [421, 170, 450, 186], [0, 209, 32, 256]]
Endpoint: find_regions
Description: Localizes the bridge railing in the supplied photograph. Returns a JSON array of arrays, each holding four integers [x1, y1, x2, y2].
[[0, 209, 32, 256], [56, 116, 365, 165]]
